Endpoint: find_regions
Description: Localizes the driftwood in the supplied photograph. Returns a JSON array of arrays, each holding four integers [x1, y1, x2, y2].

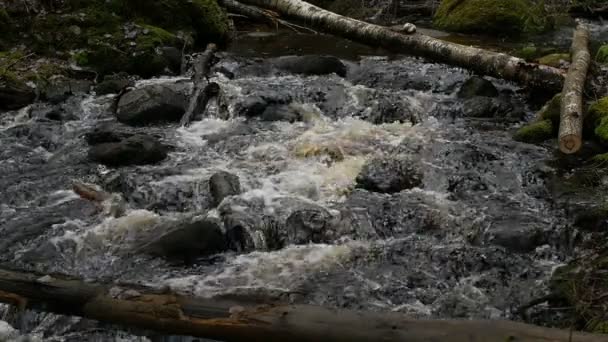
[[180, 43, 218, 127], [0, 267, 606, 341], [235, 0, 565, 92], [559, 23, 591, 154]]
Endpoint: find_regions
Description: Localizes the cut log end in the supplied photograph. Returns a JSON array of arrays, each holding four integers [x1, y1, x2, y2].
[[559, 134, 582, 154]]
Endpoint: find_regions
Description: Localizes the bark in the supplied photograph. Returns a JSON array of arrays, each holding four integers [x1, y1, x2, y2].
[[235, 0, 565, 92], [180, 43, 218, 127], [0, 267, 606, 341], [559, 23, 591, 154]]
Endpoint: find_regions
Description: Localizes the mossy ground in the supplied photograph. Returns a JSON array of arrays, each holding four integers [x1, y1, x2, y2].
[[433, 0, 550, 35], [587, 97, 608, 145], [2, 0, 229, 77], [513, 119, 554, 144], [537, 53, 570, 67]]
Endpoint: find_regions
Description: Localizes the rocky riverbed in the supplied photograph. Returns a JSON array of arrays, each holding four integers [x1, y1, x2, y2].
[[1, 15, 608, 342]]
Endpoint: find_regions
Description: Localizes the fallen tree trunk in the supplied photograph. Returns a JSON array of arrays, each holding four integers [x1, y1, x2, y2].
[[0, 267, 606, 341], [180, 43, 218, 127], [559, 23, 591, 154], [235, 0, 564, 92]]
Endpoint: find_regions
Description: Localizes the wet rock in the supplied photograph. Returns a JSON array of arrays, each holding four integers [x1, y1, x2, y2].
[[285, 206, 334, 245], [209, 171, 241, 207], [513, 120, 553, 144], [237, 91, 292, 118], [0, 79, 36, 110], [88, 134, 167, 167], [260, 104, 302, 122], [486, 218, 546, 252], [462, 96, 521, 119], [85, 123, 135, 145], [95, 72, 132, 95], [457, 77, 498, 99], [115, 84, 186, 125], [40, 76, 92, 103], [159, 46, 182, 72], [138, 216, 227, 262], [356, 156, 423, 193], [273, 55, 347, 77]]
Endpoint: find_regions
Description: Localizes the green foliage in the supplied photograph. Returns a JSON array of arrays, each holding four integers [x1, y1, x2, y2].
[[537, 53, 570, 67], [513, 119, 554, 143], [596, 45, 608, 64], [588, 97, 608, 144], [519, 45, 538, 60], [433, 0, 550, 35]]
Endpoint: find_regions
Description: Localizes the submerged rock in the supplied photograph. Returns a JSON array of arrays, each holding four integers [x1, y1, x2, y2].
[[462, 96, 520, 119], [356, 156, 423, 193], [457, 76, 498, 99], [273, 55, 347, 77], [116, 84, 186, 125], [138, 216, 227, 262], [85, 123, 135, 145], [88, 134, 167, 166], [209, 171, 241, 207]]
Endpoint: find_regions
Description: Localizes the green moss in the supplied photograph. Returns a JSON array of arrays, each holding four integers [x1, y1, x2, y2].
[[433, 0, 549, 35], [537, 93, 561, 130], [588, 97, 608, 144], [519, 45, 538, 60], [537, 53, 570, 67], [591, 153, 608, 165], [136, 24, 179, 50], [596, 45, 608, 64], [513, 119, 554, 144], [594, 116, 608, 145]]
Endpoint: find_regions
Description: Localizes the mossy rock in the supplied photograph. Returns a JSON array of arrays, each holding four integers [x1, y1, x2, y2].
[[108, 0, 229, 45], [537, 93, 561, 131], [433, 0, 549, 35], [596, 45, 608, 64], [588, 97, 608, 145], [537, 53, 570, 68], [513, 119, 553, 144]]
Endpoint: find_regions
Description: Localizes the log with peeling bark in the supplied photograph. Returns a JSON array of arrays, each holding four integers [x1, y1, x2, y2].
[[235, 0, 565, 91], [220, 0, 317, 33], [0, 268, 606, 341], [180, 43, 218, 127], [558, 23, 591, 154]]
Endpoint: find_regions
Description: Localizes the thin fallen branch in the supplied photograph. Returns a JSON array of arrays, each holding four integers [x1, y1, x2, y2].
[[0, 268, 606, 341], [235, 0, 565, 91], [180, 43, 218, 127], [220, 0, 317, 34], [559, 23, 591, 154]]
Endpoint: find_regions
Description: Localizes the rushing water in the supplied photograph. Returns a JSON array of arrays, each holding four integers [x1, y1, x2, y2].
[[0, 23, 606, 340]]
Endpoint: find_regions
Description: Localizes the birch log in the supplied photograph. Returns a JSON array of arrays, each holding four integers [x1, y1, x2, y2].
[[235, 0, 565, 91], [559, 23, 591, 154], [180, 43, 218, 126], [0, 268, 606, 341]]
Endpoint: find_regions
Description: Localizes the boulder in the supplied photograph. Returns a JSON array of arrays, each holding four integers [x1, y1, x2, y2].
[[457, 76, 498, 98], [285, 207, 334, 245], [209, 171, 241, 207], [95, 72, 132, 95], [116, 84, 186, 125], [486, 219, 545, 253], [462, 96, 520, 119], [433, 0, 547, 35], [273, 55, 347, 77], [88, 134, 167, 166], [0, 78, 35, 110], [138, 216, 227, 262], [356, 156, 423, 193]]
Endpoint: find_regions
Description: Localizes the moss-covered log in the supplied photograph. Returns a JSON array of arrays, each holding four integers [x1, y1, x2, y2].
[[559, 23, 591, 154], [0, 268, 606, 341], [235, 0, 564, 92]]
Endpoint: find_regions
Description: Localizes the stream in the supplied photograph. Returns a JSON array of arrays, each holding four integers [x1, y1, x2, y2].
[[0, 22, 607, 341]]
